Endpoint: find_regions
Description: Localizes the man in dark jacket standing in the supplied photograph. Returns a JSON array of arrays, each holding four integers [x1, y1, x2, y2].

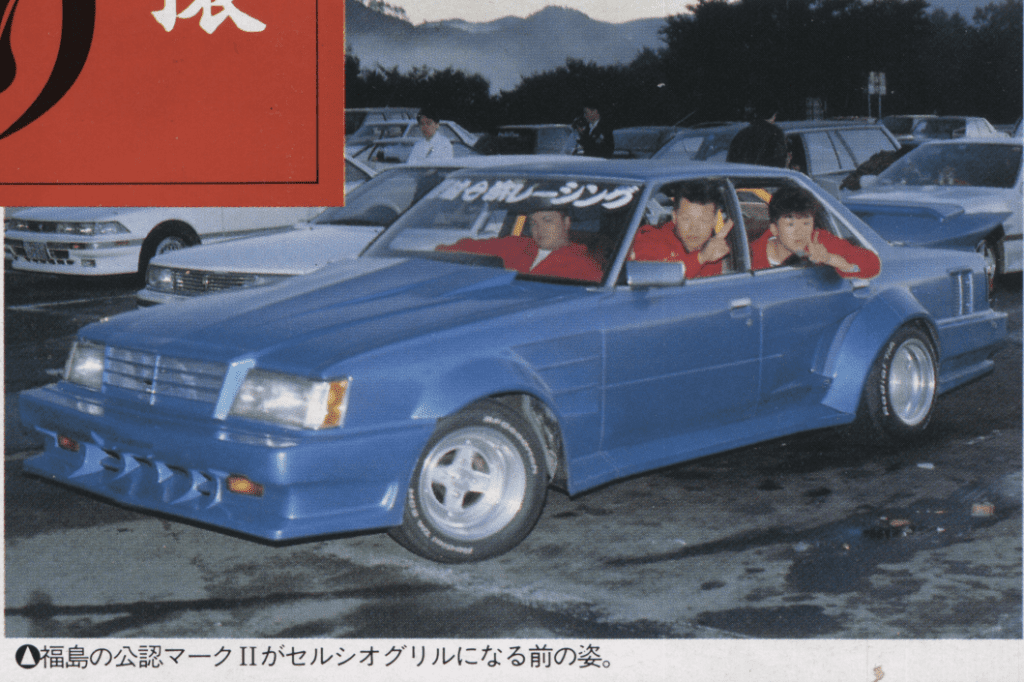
[[574, 101, 615, 158], [727, 105, 787, 168]]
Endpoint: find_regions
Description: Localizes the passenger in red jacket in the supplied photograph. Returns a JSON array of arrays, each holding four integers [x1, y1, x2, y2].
[[750, 185, 881, 279], [437, 207, 604, 282], [628, 179, 734, 279]]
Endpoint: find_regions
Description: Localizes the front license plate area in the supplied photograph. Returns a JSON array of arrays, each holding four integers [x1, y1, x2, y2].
[[24, 241, 49, 260]]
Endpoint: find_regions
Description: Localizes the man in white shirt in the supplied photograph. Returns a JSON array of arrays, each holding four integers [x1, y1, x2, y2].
[[406, 109, 454, 164]]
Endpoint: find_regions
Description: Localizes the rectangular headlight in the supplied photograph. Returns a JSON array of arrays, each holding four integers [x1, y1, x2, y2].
[[64, 341, 105, 390], [229, 370, 349, 430], [146, 265, 176, 291]]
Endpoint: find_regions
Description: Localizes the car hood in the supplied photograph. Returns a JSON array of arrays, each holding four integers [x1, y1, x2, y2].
[[85, 257, 580, 375], [8, 206, 167, 221], [148, 222, 384, 274]]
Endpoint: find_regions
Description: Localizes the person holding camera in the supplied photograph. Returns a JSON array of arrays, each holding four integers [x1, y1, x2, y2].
[[573, 101, 614, 158]]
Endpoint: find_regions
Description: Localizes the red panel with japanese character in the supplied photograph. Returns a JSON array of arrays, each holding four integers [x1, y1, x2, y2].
[[0, 0, 343, 205]]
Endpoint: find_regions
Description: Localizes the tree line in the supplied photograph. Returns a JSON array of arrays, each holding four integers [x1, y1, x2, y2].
[[345, 0, 1022, 132]]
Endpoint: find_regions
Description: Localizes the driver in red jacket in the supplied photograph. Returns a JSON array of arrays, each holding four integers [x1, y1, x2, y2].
[[437, 206, 603, 282]]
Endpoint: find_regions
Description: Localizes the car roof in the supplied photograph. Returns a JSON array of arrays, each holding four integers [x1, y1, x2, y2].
[[499, 124, 574, 130], [442, 156, 804, 183], [910, 136, 1021, 148]]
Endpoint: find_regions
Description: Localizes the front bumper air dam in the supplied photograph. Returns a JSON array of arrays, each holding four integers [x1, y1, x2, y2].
[[19, 384, 435, 541]]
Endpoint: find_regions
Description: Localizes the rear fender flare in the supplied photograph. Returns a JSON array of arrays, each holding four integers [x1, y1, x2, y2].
[[821, 289, 938, 415]]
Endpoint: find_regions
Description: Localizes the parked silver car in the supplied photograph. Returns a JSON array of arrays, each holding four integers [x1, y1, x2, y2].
[[654, 120, 902, 195]]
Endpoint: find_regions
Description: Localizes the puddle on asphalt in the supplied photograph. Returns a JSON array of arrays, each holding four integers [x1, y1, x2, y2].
[[784, 491, 1014, 595]]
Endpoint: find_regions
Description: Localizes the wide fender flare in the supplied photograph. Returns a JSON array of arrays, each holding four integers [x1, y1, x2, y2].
[[821, 288, 938, 415], [412, 357, 556, 424]]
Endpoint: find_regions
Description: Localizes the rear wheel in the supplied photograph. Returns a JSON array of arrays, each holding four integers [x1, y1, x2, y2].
[[975, 237, 1002, 294], [858, 326, 937, 441], [389, 400, 548, 563]]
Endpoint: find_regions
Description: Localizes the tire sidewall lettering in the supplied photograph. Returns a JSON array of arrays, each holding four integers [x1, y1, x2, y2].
[[483, 414, 539, 475], [879, 339, 896, 418]]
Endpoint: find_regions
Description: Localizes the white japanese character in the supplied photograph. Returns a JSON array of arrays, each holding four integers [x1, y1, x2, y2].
[[153, 0, 266, 34]]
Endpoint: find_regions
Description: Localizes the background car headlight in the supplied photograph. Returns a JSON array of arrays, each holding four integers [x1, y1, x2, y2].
[[64, 341, 105, 390], [146, 266, 176, 291], [55, 221, 129, 236], [247, 274, 290, 288], [229, 370, 349, 429]]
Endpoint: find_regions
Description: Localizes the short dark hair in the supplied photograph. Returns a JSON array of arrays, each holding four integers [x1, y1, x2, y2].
[[417, 108, 441, 124], [768, 185, 819, 223], [670, 179, 722, 209]]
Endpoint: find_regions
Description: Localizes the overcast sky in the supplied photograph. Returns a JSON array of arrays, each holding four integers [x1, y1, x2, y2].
[[397, 0, 995, 25]]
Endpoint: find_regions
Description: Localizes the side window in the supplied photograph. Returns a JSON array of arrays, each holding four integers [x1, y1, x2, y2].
[[730, 178, 868, 269], [835, 128, 898, 165], [827, 131, 857, 171], [801, 132, 841, 175], [628, 181, 741, 276]]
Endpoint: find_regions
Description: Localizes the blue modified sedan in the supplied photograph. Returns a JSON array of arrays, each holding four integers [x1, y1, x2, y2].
[[20, 160, 1007, 562]]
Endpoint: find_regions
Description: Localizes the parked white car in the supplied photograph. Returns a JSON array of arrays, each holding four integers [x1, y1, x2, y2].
[[138, 156, 586, 304], [347, 118, 479, 152], [844, 138, 1023, 279], [4, 206, 323, 277]]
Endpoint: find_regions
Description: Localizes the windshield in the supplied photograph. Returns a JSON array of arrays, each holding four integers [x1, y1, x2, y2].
[[366, 172, 644, 284], [314, 167, 454, 226], [479, 127, 575, 155], [345, 160, 372, 183], [348, 122, 414, 143], [877, 143, 1022, 188], [881, 116, 918, 135], [911, 118, 968, 139], [655, 126, 742, 161], [613, 129, 676, 158]]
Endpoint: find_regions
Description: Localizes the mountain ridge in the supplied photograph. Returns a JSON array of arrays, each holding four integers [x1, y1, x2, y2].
[[344, 1, 668, 93]]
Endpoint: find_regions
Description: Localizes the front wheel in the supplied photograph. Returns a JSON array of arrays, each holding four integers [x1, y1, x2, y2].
[[858, 327, 938, 441], [389, 400, 548, 563]]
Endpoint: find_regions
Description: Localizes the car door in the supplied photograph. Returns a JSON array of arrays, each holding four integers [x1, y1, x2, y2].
[[743, 184, 869, 418], [599, 183, 761, 477]]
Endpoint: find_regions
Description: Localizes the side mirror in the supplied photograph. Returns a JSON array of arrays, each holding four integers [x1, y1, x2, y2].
[[626, 260, 687, 287], [859, 175, 879, 188]]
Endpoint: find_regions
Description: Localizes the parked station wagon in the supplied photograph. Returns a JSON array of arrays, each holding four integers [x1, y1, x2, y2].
[[20, 159, 1006, 563]]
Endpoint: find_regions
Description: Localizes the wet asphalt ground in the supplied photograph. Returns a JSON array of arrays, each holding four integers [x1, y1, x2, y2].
[[4, 270, 1021, 642]]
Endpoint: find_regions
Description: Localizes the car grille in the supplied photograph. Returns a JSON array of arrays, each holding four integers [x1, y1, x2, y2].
[[164, 269, 258, 295], [105, 347, 227, 404], [5, 240, 75, 264]]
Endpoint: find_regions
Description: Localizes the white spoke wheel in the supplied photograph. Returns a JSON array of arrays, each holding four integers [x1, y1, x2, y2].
[[859, 327, 937, 440], [155, 234, 188, 255], [390, 400, 548, 563]]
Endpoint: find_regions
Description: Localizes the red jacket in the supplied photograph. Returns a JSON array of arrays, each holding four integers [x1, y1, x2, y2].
[[627, 222, 723, 278], [437, 236, 603, 282], [749, 229, 881, 279]]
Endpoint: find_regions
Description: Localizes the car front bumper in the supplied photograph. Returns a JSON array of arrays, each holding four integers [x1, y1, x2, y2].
[[19, 384, 434, 541], [5, 233, 143, 275]]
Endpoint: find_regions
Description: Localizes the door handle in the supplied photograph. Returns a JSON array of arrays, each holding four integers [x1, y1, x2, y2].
[[730, 297, 752, 309]]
